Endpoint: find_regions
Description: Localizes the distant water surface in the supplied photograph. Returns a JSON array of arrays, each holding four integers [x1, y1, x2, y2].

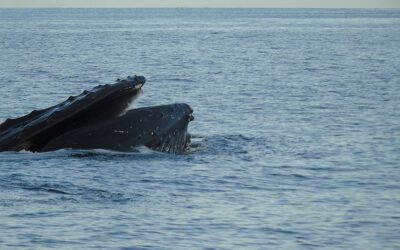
[[0, 8, 399, 249]]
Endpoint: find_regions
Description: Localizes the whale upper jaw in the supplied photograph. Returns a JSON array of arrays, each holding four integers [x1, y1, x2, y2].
[[0, 75, 194, 153]]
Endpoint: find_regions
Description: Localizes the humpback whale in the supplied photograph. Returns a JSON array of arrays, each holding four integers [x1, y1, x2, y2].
[[0, 75, 194, 153]]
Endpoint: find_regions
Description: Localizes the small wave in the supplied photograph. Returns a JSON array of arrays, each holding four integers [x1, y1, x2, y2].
[[0, 175, 72, 195], [268, 172, 311, 180], [187, 134, 207, 153], [202, 133, 265, 155], [66, 147, 154, 158], [161, 78, 196, 83], [1, 174, 141, 204], [0, 146, 166, 161], [22, 184, 71, 195]]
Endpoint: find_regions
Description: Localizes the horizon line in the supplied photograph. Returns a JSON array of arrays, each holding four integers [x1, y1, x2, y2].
[[0, 7, 399, 9]]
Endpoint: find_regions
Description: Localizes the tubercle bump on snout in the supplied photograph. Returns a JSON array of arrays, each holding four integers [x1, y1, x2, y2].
[[171, 103, 194, 121], [178, 104, 194, 122], [117, 75, 146, 86]]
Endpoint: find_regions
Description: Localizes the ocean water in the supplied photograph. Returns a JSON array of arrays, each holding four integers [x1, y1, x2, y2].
[[0, 8, 400, 249]]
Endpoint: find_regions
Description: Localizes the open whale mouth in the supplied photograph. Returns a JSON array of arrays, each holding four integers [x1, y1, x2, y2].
[[0, 75, 194, 153]]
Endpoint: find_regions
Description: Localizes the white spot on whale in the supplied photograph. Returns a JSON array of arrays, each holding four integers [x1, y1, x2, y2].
[[114, 130, 126, 134]]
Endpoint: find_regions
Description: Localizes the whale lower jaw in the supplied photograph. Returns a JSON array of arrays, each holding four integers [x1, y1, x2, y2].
[[146, 126, 191, 154], [40, 103, 194, 154], [42, 124, 191, 154]]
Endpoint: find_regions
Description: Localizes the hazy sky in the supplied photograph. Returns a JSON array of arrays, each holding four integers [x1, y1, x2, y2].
[[0, 0, 399, 8]]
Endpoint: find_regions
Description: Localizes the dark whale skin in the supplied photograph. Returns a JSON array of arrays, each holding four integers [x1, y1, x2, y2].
[[0, 75, 194, 153], [41, 103, 193, 153]]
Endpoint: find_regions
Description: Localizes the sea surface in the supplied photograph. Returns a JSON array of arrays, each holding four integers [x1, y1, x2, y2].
[[0, 8, 399, 249]]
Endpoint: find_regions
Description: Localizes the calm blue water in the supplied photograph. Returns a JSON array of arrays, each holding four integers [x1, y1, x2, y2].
[[0, 8, 400, 249]]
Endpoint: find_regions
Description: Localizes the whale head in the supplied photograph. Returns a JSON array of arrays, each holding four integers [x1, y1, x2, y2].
[[0, 74, 195, 153]]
